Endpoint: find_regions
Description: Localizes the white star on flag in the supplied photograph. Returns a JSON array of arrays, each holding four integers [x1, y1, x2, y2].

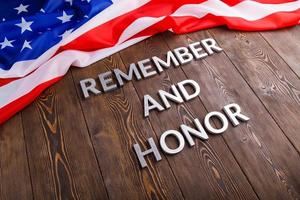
[[0, 37, 15, 49], [14, 4, 29, 14], [59, 29, 74, 40], [21, 40, 32, 51], [57, 11, 73, 23], [65, 0, 73, 6], [15, 17, 33, 34]]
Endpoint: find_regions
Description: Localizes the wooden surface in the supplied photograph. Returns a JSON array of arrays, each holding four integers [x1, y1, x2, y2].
[[1, 27, 300, 200]]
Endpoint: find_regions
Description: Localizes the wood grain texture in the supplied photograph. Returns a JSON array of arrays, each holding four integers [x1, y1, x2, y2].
[[22, 72, 108, 200], [162, 30, 300, 199], [119, 35, 258, 200], [1, 27, 300, 200], [261, 26, 300, 77], [209, 28, 300, 153], [0, 114, 33, 200], [37, 87, 78, 200], [22, 97, 57, 200], [71, 54, 184, 200]]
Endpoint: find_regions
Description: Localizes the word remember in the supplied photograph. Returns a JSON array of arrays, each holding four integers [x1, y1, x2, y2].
[[79, 38, 222, 98]]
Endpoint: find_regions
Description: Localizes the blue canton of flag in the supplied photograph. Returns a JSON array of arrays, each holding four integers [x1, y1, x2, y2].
[[0, 0, 113, 70]]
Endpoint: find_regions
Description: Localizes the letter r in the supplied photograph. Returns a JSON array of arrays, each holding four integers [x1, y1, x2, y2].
[[80, 78, 101, 98], [223, 103, 250, 126]]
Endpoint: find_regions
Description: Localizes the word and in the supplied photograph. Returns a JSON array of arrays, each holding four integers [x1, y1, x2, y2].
[[134, 103, 250, 168], [144, 79, 199, 117], [79, 38, 222, 98]]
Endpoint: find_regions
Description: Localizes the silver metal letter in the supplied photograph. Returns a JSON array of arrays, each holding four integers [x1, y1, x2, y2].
[[180, 118, 209, 146], [201, 38, 223, 55], [223, 103, 250, 126], [80, 78, 101, 98], [160, 130, 185, 154], [188, 42, 208, 59], [158, 85, 184, 109], [204, 111, 229, 134], [113, 63, 142, 86], [177, 79, 200, 101], [138, 58, 157, 78], [144, 94, 165, 117], [173, 47, 193, 64], [152, 51, 179, 73], [133, 137, 162, 168], [98, 71, 118, 92]]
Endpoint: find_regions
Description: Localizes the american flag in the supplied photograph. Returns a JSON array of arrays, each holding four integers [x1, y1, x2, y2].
[[0, 0, 299, 124]]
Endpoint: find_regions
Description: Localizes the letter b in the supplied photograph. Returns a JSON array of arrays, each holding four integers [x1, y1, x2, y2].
[[173, 47, 194, 64]]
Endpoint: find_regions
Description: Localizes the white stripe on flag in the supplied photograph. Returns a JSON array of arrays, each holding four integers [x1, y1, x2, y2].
[[171, 0, 300, 20]]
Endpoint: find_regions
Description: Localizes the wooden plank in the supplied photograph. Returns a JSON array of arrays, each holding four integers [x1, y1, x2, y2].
[[22, 99, 56, 200], [260, 26, 300, 77], [209, 28, 300, 153], [0, 114, 33, 200], [162, 30, 300, 199], [119, 35, 258, 200], [22, 73, 108, 200], [71, 55, 184, 200]]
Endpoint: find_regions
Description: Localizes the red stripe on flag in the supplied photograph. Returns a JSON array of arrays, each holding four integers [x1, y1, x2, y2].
[[0, 78, 18, 87], [0, 77, 62, 125], [58, 0, 206, 52], [171, 10, 300, 32], [131, 9, 300, 39]]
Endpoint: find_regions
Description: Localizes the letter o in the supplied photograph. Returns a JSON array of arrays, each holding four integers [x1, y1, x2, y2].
[[204, 111, 229, 134], [160, 130, 185, 154]]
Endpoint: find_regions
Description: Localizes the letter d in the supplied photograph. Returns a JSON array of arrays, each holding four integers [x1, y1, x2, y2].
[[177, 79, 200, 101]]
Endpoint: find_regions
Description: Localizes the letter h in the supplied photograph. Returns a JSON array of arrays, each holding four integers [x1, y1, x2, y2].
[[133, 137, 162, 168]]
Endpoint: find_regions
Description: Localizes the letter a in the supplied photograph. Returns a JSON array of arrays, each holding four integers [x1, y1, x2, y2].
[[144, 94, 165, 117]]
